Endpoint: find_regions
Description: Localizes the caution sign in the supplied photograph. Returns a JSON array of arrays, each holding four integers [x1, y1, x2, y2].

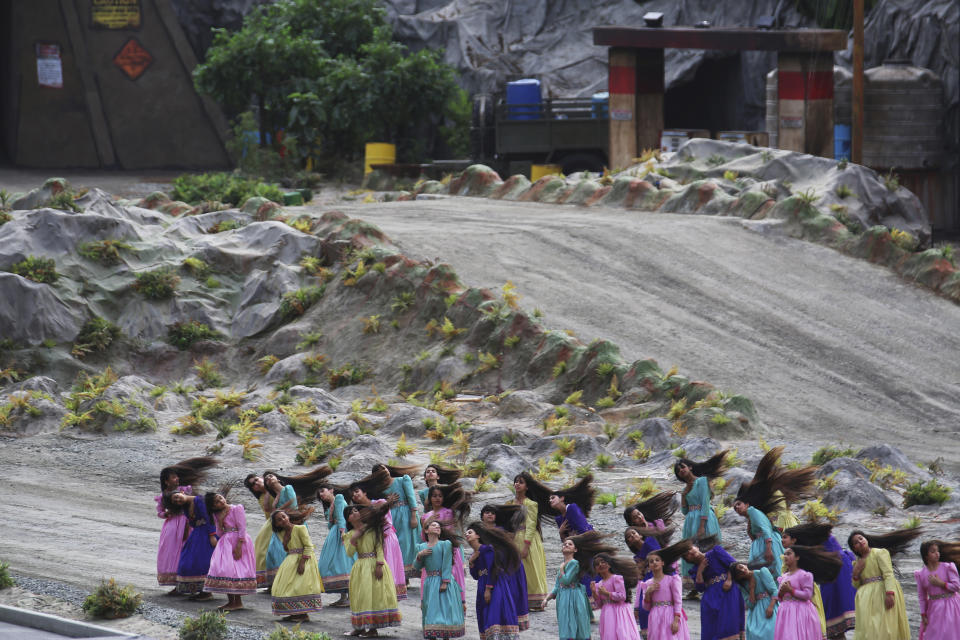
[[92, 0, 141, 30], [113, 38, 152, 80], [36, 43, 63, 88]]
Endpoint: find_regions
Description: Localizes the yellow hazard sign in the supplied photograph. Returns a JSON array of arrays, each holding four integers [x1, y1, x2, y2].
[[92, 0, 141, 30]]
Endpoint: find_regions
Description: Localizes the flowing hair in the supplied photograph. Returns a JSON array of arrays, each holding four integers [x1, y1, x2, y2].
[[263, 465, 332, 503], [848, 528, 923, 558], [160, 456, 218, 491], [480, 504, 524, 533], [374, 462, 421, 479], [244, 473, 265, 499], [424, 463, 462, 485], [651, 538, 694, 574], [922, 540, 960, 569], [350, 466, 393, 500], [593, 552, 640, 602], [673, 450, 729, 481], [467, 521, 521, 582], [270, 505, 317, 532], [787, 544, 843, 583], [784, 523, 832, 547], [422, 514, 464, 547], [625, 525, 676, 553], [736, 446, 817, 516], [567, 530, 617, 579], [513, 472, 543, 534], [622, 491, 678, 526], [517, 472, 595, 526], [345, 500, 393, 548], [426, 482, 471, 527]]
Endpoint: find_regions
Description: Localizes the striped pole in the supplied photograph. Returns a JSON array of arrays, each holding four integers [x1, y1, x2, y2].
[[608, 48, 638, 170], [777, 52, 834, 158]]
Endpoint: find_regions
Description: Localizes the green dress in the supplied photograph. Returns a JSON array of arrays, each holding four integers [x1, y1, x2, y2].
[[413, 539, 465, 639], [270, 524, 324, 615], [551, 559, 591, 640], [253, 493, 274, 587], [852, 548, 909, 640], [344, 528, 402, 630], [514, 497, 548, 611]]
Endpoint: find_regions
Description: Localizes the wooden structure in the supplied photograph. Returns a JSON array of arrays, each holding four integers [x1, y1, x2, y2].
[[592, 27, 847, 169]]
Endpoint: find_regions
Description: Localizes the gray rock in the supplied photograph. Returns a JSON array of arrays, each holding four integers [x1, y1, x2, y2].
[[14, 376, 61, 397], [288, 386, 350, 414], [608, 417, 674, 453], [855, 444, 929, 478], [722, 467, 756, 496], [822, 474, 895, 513], [10, 178, 70, 210], [477, 443, 531, 481], [0, 273, 86, 344], [380, 406, 444, 437], [231, 266, 301, 339], [678, 436, 722, 460], [264, 353, 311, 385], [470, 427, 535, 450], [525, 434, 609, 462], [818, 457, 870, 480], [496, 390, 553, 417], [334, 452, 386, 476], [256, 410, 290, 432], [340, 434, 391, 460], [325, 419, 361, 440]]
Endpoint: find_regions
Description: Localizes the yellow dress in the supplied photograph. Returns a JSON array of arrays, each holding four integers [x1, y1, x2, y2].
[[253, 492, 274, 587], [771, 490, 799, 531], [344, 528, 402, 630], [513, 496, 548, 611], [270, 524, 324, 615], [852, 548, 909, 640]]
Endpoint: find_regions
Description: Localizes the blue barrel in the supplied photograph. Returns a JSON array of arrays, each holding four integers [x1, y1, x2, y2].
[[506, 79, 541, 120], [834, 124, 851, 161], [591, 92, 609, 119]]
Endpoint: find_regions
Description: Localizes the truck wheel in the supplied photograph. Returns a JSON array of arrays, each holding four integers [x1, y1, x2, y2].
[[560, 154, 605, 175]]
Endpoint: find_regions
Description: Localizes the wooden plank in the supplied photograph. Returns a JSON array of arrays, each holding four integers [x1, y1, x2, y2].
[[607, 48, 637, 170], [593, 27, 847, 52]]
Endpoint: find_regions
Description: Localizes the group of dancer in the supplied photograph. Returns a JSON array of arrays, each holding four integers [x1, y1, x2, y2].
[[155, 448, 960, 640]]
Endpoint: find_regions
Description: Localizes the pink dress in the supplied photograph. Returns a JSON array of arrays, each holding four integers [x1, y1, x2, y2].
[[422, 507, 466, 604], [641, 573, 690, 640], [203, 504, 257, 594], [774, 569, 822, 640], [915, 562, 960, 640], [155, 484, 191, 586], [594, 573, 641, 640], [373, 498, 407, 599]]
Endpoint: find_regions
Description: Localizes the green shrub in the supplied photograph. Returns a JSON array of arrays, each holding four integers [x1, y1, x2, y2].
[[78, 239, 133, 265], [596, 493, 617, 506], [179, 609, 227, 640], [171, 172, 283, 206], [266, 624, 333, 640], [168, 321, 223, 350], [0, 212, 11, 226], [903, 479, 952, 507], [48, 190, 82, 212], [194, 357, 224, 388], [182, 257, 210, 277], [0, 560, 13, 588], [811, 445, 857, 466], [72, 317, 121, 358], [81, 578, 142, 618], [295, 433, 343, 465], [280, 286, 325, 320], [133, 268, 180, 299], [8, 256, 57, 283], [328, 363, 368, 389]]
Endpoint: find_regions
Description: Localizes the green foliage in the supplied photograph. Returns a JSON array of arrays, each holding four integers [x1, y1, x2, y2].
[[504, 335, 521, 348], [391, 291, 416, 313], [864, 460, 908, 489], [171, 172, 283, 206], [194, 357, 224, 389], [8, 256, 57, 284], [902, 516, 923, 530], [48, 190, 82, 212], [178, 609, 227, 640], [362, 314, 381, 334], [205, 276, 221, 288], [168, 321, 223, 350], [595, 453, 614, 469], [835, 184, 854, 199], [296, 330, 323, 350], [811, 445, 857, 466], [78, 239, 133, 265], [266, 624, 333, 640], [707, 154, 726, 167], [182, 257, 210, 277], [801, 499, 841, 524], [133, 267, 180, 300], [596, 493, 617, 506], [82, 579, 142, 619], [280, 286, 325, 320], [903, 479, 952, 507], [328, 363, 368, 389], [0, 212, 11, 226], [72, 317, 121, 358], [258, 355, 279, 375], [552, 360, 567, 378], [0, 560, 13, 588], [883, 169, 900, 192], [797, 188, 819, 205]]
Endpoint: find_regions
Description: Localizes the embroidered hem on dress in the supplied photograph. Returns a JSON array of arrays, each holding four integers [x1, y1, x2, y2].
[[825, 612, 855, 636], [157, 572, 178, 586], [479, 625, 520, 640], [271, 594, 323, 615], [351, 608, 402, 629], [423, 623, 466, 638], [203, 576, 257, 594], [176, 576, 206, 594]]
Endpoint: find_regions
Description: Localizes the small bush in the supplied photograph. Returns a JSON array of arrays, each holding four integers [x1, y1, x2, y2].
[[8, 256, 57, 284], [295, 433, 343, 465], [595, 453, 614, 469], [71, 317, 121, 358], [0, 560, 13, 588], [168, 321, 223, 350], [280, 286, 325, 320], [182, 257, 210, 277], [596, 493, 617, 506], [171, 172, 283, 206], [0, 212, 11, 226], [179, 609, 227, 640], [133, 268, 180, 300], [327, 363, 367, 389], [49, 190, 82, 212], [811, 445, 857, 466], [78, 239, 133, 266], [801, 499, 841, 524], [835, 184, 855, 199], [903, 479, 952, 507], [266, 624, 333, 640], [194, 357, 224, 388], [82, 578, 142, 619]]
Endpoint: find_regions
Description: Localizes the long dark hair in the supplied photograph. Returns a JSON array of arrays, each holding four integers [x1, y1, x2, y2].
[[244, 473, 265, 499], [848, 528, 923, 558], [623, 491, 678, 526], [922, 540, 960, 569], [568, 530, 617, 579], [783, 523, 832, 547], [422, 514, 464, 547], [515, 472, 594, 526], [785, 544, 842, 583], [373, 462, 421, 479], [512, 472, 543, 534], [270, 505, 316, 532], [345, 500, 392, 548], [480, 504, 524, 533], [160, 456, 218, 491], [673, 450, 728, 481], [424, 463, 462, 485], [161, 490, 191, 516], [426, 482, 471, 527], [593, 552, 640, 602], [467, 521, 521, 582], [652, 538, 693, 573], [351, 466, 393, 500], [625, 525, 676, 554], [735, 446, 817, 516], [263, 465, 332, 502]]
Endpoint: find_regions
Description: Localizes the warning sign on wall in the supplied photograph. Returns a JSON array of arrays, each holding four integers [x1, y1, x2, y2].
[[113, 38, 152, 80], [36, 43, 63, 88], [92, 0, 141, 30]]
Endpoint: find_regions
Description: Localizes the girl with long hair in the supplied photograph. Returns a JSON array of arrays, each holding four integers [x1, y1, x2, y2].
[[156, 457, 217, 592], [848, 528, 921, 640], [641, 549, 690, 640], [414, 519, 466, 639], [624, 491, 678, 544], [511, 472, 549, 611], [269, 509, 323, 622], [344, 502, 402, 636], [164, 490, 216, 600], [480, 504, 529, 631], [730, 560, 778, 640], [783, 523, 855, 638], [592, 552, 642, 640], [529, 475, 596, 540], [543, 537, 592, 640], [465, 521, 522, 640], [202, 490, 257, 611], [316, 484, 354, 607], [350, 476, 407, 600], [373, 462, 422, 581], [673, 451, 727, 580], [679, 540, 745, 640], [422, 483, 470, 608], [774, 545, 841, 640], [627, 523, 677, 633], [419, 463, 462, 507], [915, 540, 960, 640], [244, 473, 274, 589]]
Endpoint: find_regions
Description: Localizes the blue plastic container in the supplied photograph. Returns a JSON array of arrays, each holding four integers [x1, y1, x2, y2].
[[834, 124, 851, 161], [506, 79, 541, 120], [591, 92, 609, 119]]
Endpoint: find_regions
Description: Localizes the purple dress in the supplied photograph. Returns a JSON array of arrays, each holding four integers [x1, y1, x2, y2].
[[635, 536, 662, 630], [156, 484, 191, 585], [820, 535, 856, 637], [774, 569, 822, 640], [470, 544, 519, 640], [594, 573, 641, 640], [176, 495, 217, 594], [915, 561, 960, 640], [689, 545, 745, 640], [204, 504, 257, 594]]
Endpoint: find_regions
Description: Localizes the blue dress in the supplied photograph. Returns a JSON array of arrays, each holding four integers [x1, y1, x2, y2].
[[414, 539, 465, 639], [317, 493, 355, 593], [820, 535, 856, 637], [550, 559, 591, 640], [265, 485, 297, 579], [689, 545, 745, 640], [555, 504, 597, 597], [470, 544, 519, 640], [634, 536, 662, 630], [385, 475, 421, 578], [736, 566, 778, 640], [176, 495, 217, 594], [680, 476, 721, 577], [746, 506, 785, 579]]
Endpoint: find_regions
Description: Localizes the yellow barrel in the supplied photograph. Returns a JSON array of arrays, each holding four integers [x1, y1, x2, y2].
[[530, 164, 562, 181], [364, 142, 396, 174]]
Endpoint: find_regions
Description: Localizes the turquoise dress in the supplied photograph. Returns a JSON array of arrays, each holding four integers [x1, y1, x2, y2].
[[385, 475, 421, 578], [418, 486, 431, 508], [680, 476, 721, 576], [737, 566, 778, 640], [266, 485, 297, 577], [551, 559, 591, 640], [413, 539, 465, 639], [746, 506, 784, 579], [317, 493, 355, 593]]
